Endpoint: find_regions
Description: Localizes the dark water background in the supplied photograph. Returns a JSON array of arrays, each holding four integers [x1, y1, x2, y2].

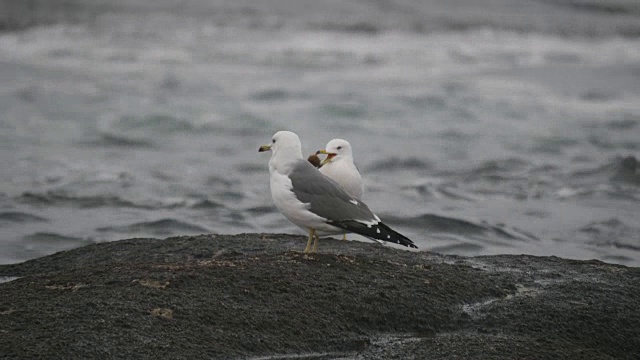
[[1, 0, 639, 265]]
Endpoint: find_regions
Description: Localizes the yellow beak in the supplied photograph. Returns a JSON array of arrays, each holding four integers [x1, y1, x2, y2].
[[316, 149, 336, 166], [258, 144, 272, 152]]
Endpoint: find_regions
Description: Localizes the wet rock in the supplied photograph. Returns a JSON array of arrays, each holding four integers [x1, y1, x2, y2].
[[0, 234, 638, 359], [307, 154, 322, 168]]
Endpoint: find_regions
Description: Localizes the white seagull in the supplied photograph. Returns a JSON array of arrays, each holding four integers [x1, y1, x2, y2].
[[317, 139, 364, 201], [316, 139, 364, 241], [259, 130, 417, 253]]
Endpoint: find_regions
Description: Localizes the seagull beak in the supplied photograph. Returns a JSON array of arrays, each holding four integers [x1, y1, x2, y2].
[[258, 144, 272, 152], [316, 149, 336, 166]]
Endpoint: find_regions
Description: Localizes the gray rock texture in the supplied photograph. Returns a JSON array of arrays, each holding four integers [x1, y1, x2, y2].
[[1, 234, 638, 359]]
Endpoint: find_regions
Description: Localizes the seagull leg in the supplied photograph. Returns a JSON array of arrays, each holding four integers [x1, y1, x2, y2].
[[304, 228, 315, 253], [342, 234, 347, 241], [312, 233, 320, 253]]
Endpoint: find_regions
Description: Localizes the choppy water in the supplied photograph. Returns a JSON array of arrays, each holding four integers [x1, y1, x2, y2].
[[1, 0, 639, 266]]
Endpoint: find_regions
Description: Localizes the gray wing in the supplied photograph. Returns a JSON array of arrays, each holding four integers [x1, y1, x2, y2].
[[289, 160, 417, 248], [288, 161, 376, 222]]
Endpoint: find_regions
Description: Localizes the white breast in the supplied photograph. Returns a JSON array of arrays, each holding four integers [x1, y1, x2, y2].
[[319, 160, 364, 200]]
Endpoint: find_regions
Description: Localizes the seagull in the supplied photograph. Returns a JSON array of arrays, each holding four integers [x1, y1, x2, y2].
[[316, 139, 364, 241], [259, 130, 417, 253], [317, 139, 364, 201]]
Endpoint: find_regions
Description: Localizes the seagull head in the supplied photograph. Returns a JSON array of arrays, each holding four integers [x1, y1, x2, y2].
[[259, 131, 304, 165], [316, 139, 353, 166]]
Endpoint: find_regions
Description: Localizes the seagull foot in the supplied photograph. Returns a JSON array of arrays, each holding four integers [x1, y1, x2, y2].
[[304, 229, 315, 253]]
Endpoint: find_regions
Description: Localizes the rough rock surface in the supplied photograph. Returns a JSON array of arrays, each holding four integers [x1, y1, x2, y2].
[[1, 233, 638, 359]]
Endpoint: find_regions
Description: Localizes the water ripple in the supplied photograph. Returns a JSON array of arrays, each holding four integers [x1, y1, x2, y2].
[[97, 218, 212, 237], [79, 133, 156, 149], [383, 213, 539, 243], [20, 232, 95, 256], [0, 211, 48, 224], [366, 157, 433, 172], [16, 191, 160, 209]]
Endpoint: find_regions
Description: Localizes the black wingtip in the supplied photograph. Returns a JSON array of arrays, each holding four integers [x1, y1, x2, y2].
[[329, 220, 417, 249]]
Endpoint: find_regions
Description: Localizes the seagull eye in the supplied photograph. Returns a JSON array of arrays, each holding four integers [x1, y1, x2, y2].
[[272, 139, 276, 144], [337, 146, 342, 150]]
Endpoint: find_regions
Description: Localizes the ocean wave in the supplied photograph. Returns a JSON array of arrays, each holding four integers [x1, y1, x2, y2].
[[603, 117, 639, 131], [96, 113, 269, 139], [430, 155, 640, 203], [383, 213, 539, 243], [310, 21, 381, 35], [17, 191, 145, 209], [428, 241, 486, 254], [250, 88, 290, 102], [235, 163, 268, 174], [407, 179, 486, 202], [611, 156, 640, 185], [549, 0, 640, 16], [0, 211, 48, 224], [79, 133, 156, 149], [16, 190, 185, 210], [96, 218, 211, 236], [244, 205, 274, 215], [320, 102, 368, 119], [530, 135, 581, 155], [579, 217, 640, 251], [189, 199, 224, 209], [16, 190, 231, 211], [468, 158, 530, 177], [22, 232, 85, 244], [205, 175, 234, 188], [433, 184, 486, 202], [366, 157, 433, 172], [571, 155, 640, 186], [106, 114, 207, 134], [2, 0, 640, 38], [20, 232, 95, 256]]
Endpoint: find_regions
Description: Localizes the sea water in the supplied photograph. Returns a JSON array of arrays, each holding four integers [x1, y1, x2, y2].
[[0, 0, 639, 265]]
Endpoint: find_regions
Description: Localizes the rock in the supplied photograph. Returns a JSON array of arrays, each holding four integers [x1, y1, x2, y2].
[[0, 234, 639, 359], [307, 154, 322, 168]]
